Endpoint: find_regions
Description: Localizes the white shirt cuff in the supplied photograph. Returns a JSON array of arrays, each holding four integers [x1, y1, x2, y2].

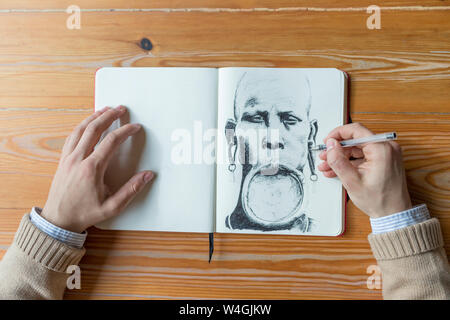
[[29, 207, 87, 249], [370, 204, 431, 234]]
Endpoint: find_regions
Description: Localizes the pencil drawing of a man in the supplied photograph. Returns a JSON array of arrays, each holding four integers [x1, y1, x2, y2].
[[224, 71, 318, 232]]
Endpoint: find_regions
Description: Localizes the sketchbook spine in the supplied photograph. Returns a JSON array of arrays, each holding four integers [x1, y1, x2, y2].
[[339, 70, 350, 237]]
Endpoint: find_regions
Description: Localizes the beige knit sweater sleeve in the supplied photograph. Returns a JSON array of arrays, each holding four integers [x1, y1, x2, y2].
[[368, 218, 450, 299], [0, 214, 449, 299], [0, 214, 85, 300]]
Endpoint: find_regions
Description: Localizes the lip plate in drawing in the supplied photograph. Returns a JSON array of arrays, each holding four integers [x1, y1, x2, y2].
[[242, 164, 306, 227]]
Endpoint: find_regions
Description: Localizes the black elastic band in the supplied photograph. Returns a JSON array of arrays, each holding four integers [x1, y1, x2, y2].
[[208, 233, 214, 263]]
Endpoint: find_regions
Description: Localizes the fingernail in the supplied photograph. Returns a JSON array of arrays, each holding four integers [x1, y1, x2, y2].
[[326, 138, 336, 151], [116, 105, 127, 113], [132, 124, 142, 133], [144, 171, 154, 183]]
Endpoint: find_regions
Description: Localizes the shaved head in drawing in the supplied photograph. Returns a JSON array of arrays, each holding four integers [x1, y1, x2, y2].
[[225, 70, 318, 232], [234, 71, 312, 119]]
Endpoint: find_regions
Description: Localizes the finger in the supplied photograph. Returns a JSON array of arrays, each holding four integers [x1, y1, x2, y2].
[[318, 157, 365, 173], [322, 170, 337, 178], [73, 106, 127, 160], [362, 140, 395, 162], [325, 138, 360, 190], [90, 123, 142, 173], [104, 184, 112, 198], [348, 147, 364, 159], [350, 158, 365, 167], [323, 123, 374, 143], [318, 161, 331, 172], [319, 150, 327, 160], [319, 146, 363, 161], [101, 171, 155, 219], [62, 107, 110, 157], [388, 140, 402, 154]]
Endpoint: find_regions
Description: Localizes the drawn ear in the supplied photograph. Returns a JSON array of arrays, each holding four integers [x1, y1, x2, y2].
[[308, 119, 318, 144], [225, 118, 237, 146]]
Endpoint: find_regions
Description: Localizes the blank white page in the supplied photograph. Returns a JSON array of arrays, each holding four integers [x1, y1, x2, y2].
[[95, 67, 217, 233]]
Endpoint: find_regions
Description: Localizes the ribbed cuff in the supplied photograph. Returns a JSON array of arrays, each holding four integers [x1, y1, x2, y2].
[[13, 214, 86, 273], [368, 218, 444, 261]]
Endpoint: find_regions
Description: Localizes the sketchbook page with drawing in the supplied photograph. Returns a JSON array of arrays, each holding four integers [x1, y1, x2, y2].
[[94, 67, 217, 233], [215, 68, 347, 236]]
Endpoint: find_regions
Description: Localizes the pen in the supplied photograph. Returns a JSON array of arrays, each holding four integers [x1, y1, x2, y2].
[[310, 132, 397, 151]]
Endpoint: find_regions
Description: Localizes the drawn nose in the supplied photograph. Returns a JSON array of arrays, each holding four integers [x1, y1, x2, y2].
[[264, 141, 285, 150]]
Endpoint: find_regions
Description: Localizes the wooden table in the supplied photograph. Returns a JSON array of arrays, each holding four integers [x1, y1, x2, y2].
[[0, 1, 449, 300]]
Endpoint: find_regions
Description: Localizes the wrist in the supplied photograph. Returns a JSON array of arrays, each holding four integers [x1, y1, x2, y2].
[[370, 196, 413, 218], [41, 205, 85, 233]]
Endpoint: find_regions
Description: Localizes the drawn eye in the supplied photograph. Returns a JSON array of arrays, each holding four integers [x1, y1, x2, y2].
[[283, 115, 301, 126], [246, 114, 265, 123]]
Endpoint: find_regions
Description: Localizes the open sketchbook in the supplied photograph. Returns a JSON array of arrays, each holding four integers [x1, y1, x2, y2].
[[95, 67, 348, 236]]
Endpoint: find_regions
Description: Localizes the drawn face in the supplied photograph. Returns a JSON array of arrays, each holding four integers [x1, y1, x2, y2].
[[226, 72, 316, 227], [233, 73, 312, 171]]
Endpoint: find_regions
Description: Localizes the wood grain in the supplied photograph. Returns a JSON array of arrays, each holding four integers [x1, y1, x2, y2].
[[0, 1, 448, 10], [0, 9, 449, 112], [0, 1, 449, 299]]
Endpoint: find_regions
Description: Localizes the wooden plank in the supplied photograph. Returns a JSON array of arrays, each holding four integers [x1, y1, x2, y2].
[[0, 52, 449, 112], [0, 1, 447, 10], [0, 11, 449, 112], [1, 11, 449, 55]]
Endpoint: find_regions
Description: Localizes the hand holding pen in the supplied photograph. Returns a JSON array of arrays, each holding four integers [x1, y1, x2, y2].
[[317, 123, 412, 219]]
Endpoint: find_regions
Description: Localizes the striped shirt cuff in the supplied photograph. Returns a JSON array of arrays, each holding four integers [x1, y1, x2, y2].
[[29, 207, 87, 249], [370, 204, 431, 234]]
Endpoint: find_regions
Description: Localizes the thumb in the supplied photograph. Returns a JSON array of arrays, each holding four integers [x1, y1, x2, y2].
[[326, 138, 360, 190], [102, 170, 155, 219]]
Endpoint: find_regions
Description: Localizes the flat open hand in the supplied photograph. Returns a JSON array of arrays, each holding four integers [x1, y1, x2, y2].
[[41, 106, 154, 233]]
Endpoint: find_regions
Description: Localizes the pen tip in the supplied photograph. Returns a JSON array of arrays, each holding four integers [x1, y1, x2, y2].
[[310, 145, 325, 152]]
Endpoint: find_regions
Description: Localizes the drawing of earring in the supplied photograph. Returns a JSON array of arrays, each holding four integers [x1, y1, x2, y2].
[[307, 119, 319, 182], [308, 140, 318, 182], [228, 140, 237, 182]]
